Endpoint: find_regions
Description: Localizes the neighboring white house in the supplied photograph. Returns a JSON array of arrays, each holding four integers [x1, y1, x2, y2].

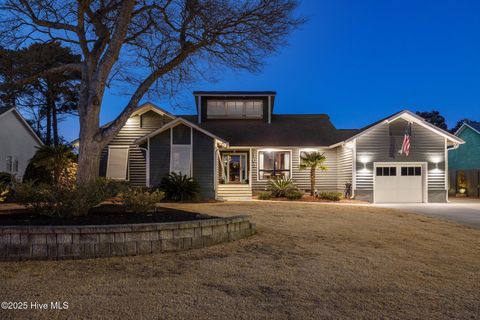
[[0, 107, 43, 180]]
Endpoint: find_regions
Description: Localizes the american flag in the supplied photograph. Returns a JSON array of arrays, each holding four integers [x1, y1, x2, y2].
[[401, 124, 411, 156]]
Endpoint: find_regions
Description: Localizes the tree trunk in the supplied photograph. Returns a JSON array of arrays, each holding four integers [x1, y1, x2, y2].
[[52, 101, 59, 146], [310, 166, 316, 196], [77, 105, 104, 183], [45, 82, 54, 146]]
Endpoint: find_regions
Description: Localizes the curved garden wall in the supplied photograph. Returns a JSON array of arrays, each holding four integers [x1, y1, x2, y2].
[[0, 215, 255, 261]]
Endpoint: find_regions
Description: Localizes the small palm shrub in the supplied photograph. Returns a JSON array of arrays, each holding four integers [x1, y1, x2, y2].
[[121, 188, 165, 213], [24, 144, 77, 185], [286, 190, 303, 200], [257, 191, 272, 200], [318, 192, 342, 201], [14, 178, 122, 217], [267, 177, 298, 197], [159, 172, 200, 202]]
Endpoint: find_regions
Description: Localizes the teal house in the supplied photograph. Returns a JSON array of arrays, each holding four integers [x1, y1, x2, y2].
[[449, 121, 480, 197]]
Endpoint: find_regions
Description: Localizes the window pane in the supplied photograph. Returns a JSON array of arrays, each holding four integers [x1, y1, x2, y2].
[[376, 167, 383, 176], [408, 167, 414, 176], [171, 145, 191, 176], [390, 167, 396, 176], [415, 167, 421, 176], [260, 152, 274, 170], [383, 167, 389, 176], [207, 101, 225, 116], [245, 101, 263, 117], [401, 167, 407, 176]]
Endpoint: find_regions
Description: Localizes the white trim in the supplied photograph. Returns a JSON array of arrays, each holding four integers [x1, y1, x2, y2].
[[373, 161, 428, 203], [268, 96, 272, 124], [352, 139, 357, 196], [249, 148, 253, 187], [198, 95, 202, 124], [343, 110, 464, 145], [147, 138, 150, 186], [256, 148, 293, 181], [213, 141, 218, 199], [445, 137, 449, 202], [130, 102, 175, 119], [193, 93, 276, 97], [0, 108, 44, 146], [106, 145, 130, 181], [135, 117, 228, 146], [455, 122, 480, 136]]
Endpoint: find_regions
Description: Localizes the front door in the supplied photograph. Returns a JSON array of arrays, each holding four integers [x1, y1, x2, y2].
[[222, 153, 248, 183]]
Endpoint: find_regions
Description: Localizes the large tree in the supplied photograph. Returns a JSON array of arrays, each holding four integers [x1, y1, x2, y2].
[[415, 110, 448, 130], [450, 118, 475, 134], [0, 43, 80, 145], [0, 0, 302, 183]]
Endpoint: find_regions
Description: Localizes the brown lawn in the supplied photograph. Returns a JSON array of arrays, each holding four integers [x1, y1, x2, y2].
[[1, 202, 479, 319]]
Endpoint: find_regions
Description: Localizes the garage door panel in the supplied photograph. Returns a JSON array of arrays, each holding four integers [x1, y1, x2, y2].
[[374, 164, 424, 203]]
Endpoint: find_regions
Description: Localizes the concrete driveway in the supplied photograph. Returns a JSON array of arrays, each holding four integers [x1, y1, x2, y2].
[[375, 199, 480, 229]]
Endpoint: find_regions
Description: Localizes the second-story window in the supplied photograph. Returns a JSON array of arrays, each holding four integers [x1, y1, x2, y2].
[[207, 100, 263, 119]]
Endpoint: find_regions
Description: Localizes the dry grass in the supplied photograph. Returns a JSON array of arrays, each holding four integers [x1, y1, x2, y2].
[[1, 202, 480, 319]]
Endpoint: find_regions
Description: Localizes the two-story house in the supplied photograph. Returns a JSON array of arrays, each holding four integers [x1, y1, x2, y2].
[[98, 91, 463, 203]]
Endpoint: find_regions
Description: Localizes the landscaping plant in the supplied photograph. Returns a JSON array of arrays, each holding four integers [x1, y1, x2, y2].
[[121, 188, 165, 213], [300, 151, 327, 196], [286, 190, 304, 200], [257, 191, 272, 200], [14, 178, 123, 217], [267, 177, 298, 197], [318, 192, 343, 201], [159, 172, 200, 202]]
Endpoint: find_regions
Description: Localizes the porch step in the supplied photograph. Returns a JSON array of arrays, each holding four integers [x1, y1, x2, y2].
[[217, 184, 252, 201]]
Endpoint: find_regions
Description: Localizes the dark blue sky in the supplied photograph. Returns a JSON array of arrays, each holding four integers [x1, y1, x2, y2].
[[60, 0, 480, 141]]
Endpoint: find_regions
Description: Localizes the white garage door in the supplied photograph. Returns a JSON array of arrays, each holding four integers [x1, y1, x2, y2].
[[374, 164, 424, 203]]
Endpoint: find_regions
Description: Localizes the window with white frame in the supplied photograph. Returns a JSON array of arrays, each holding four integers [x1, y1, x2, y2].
[[258, 151, 291, 180], [5, 156, 18, 174], [106, 147, 129, 180], [207, 100, 263, 119], [171, 145, 192, 176]]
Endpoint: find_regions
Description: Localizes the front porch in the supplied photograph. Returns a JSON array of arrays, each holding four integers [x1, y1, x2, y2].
[[216, 149, 253, 200]]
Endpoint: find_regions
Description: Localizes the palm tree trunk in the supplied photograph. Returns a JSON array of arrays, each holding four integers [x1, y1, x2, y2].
[[310, 166, 316, 196]]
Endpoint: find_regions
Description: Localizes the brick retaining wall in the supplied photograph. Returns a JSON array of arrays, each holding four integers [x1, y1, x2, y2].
[[0, 215, 255, 261]]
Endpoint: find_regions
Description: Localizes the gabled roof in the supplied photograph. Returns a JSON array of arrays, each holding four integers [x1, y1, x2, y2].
[[0, 107, 44, 145], [342, 110, 464, 145], [178, 114, 348, 147], [455, 121, 480, 136], [135, 117, 229, 146], [71, 102, 175, 145]]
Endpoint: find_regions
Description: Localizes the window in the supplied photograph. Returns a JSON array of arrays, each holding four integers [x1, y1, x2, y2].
[[207, 100, 263, 119], [106, 147, 129, 180], [401, 166, 422, 176], [5, 156, 18, 174], [258, 151, 290, 180], [171, 145, 192, 176], [376, 167, 397, 176]]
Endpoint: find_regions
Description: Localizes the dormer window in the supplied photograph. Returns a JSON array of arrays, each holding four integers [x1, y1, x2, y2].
[[207, 100, 263, 119]]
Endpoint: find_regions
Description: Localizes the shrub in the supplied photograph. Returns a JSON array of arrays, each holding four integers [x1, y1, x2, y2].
[[14, 178, 122, 217], [159, 172, 200, 202], [257, 191, 272, 200], [0, 172, 13, 185], [318, 192, 342, 201], [0, 187, 8, 203], [267, 177, 297, 197], [23, 144, 77, 185], [121, 188, 165, 213], [286, 190, 303, 200]]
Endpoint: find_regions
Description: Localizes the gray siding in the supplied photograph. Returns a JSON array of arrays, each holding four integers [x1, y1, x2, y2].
[[193, 130, 215, 199], [100, 110, 171, 186], [354, 118, 447, 202], [251, 147, 339, 192], [336, 145, 353, 193], [172, 124, 191, 144], [149, 130, 171, 186]]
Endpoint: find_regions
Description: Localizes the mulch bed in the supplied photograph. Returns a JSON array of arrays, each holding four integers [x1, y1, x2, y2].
[[254, 195, 367, 204], [0, 205, 214, 226]]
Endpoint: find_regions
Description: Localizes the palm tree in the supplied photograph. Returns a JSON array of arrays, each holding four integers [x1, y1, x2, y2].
[[300, 151, 327, 196], [31, 144, 77, 184]]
